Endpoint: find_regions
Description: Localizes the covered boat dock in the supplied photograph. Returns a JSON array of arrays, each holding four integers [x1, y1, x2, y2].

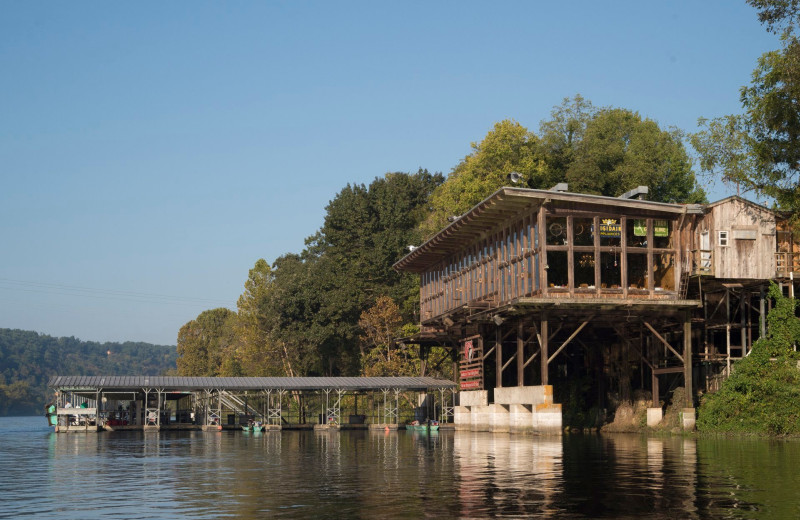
[[47, 375, 457, 433]]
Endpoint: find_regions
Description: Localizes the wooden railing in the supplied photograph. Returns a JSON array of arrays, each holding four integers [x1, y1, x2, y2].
[[690, 249, 713, 276], [775, 252, 800, 275]]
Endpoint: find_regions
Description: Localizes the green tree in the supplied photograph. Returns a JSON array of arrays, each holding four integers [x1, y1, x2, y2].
[[421, 120, 545, 236], [692, 2, 800, 217], [567, 108, 706, 203], [424, 96, 706, 239], [176, 308, 238, 376]]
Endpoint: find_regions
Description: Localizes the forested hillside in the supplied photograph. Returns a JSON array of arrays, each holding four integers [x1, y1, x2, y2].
[[0, 328, 177, 416]]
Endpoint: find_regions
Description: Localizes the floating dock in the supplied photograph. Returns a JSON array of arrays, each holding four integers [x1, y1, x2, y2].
[[47, 376, 457, 433]]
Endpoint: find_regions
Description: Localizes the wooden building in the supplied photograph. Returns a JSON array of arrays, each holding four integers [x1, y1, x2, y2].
[[394, 186, 797, 432]]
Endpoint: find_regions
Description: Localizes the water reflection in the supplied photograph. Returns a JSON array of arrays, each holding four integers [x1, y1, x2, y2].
[[2, 417, 800, 519]]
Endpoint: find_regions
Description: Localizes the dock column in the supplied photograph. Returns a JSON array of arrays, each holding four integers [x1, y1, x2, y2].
[[540, 313, 549, 385], [683, 312, 693, 408]]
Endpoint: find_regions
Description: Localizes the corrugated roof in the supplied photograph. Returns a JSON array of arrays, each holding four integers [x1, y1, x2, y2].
[[48, 375, 457, 391], [393, 187, 691, 273]]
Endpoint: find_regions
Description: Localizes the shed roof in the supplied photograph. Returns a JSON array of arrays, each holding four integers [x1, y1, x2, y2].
[[48, 375, 457, 391]]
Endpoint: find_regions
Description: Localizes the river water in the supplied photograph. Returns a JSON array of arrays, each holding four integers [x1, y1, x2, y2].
[[1, 416, 799, 519]]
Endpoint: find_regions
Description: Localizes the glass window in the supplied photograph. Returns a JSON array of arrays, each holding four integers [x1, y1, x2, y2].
[[574, 252, 596, 289], [573, 217, 594, 246], [654, 253, 675, 291], [718, 230, 729, 247], [599, 218, 621, 247], [653, 220, 672, 249], [626, 219, 648, 248], [546, 216, 567, 246], [546, 251, 568, 288], [627, 253, 648, 290], [600, 251, 621, 288]]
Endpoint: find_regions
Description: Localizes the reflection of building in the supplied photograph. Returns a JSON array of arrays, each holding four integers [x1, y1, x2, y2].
[[394, 187, 797, 431], [454, 434, 562, 516]]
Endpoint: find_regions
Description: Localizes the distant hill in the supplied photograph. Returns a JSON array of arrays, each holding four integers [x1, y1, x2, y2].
[[0, 328, 177, 416]]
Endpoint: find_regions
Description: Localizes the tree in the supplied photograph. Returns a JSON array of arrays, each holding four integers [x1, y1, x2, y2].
[[358, 296, 419, 377], [176, 308, 238, 376], [423, 96, 706, 239], [567, 108, 706, 203], [692, 2, 800, 217], [421, 120, 545, 236]]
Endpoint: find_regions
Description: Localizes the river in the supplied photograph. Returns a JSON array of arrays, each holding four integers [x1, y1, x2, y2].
[[1, 416, 798, 519]]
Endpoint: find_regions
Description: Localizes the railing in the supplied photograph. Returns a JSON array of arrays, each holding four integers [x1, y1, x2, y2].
[[775, 252, 800, 275], [690, 249, 713, 276]]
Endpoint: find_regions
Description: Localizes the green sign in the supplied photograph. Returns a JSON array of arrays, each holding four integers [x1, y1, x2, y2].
[[633, 219, 669, 237], [654, 220, 669, 237], [633, 220, 647, 237]]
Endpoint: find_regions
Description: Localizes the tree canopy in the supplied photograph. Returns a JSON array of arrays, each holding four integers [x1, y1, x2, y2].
[[422, 96, 706, 236], [692, 1, 800, 217]]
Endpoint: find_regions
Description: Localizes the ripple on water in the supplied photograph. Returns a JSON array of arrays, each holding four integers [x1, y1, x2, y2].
[[2, 418, 800, 519]]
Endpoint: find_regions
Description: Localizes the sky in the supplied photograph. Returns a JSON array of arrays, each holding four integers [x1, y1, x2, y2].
[[0, 1, 781, 346]]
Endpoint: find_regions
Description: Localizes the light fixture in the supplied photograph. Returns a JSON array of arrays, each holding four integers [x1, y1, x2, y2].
[[443, 317, 454, 327], [492, 315, 504, 326], [406, 245, 417, 252], [447, 215, 460, 223], [507, 172, 523, 184]]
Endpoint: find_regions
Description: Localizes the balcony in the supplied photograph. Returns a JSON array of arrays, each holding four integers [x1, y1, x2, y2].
[[775, 252, 800, 277]]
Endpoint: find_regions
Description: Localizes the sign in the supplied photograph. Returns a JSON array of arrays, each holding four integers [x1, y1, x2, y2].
[[460, 368, 481, 378], [463, 340, 474, 362], [654, 220, 669, 237], [598, 218, 621, 237], [634, 219, 647, 237], [460, 335, 483, 391]]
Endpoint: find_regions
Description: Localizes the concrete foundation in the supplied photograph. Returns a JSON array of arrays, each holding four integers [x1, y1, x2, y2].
[[454, 386, 562, 434], [681, 408, 696, 430], [647, 407, 663, 427]]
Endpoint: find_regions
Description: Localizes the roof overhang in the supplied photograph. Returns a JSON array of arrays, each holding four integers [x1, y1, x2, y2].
[[394, 187, 692, 273]]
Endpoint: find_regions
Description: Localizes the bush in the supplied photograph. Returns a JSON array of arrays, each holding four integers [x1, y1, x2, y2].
[[698, 283, 800, 435]]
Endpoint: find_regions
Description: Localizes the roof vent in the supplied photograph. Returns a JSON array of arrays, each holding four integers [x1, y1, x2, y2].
[[549, 183, 568, 192], [619, 186, 649, 200]]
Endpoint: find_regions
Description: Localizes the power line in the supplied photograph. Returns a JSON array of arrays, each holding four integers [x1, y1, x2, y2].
[[0, 277, 233, 308]]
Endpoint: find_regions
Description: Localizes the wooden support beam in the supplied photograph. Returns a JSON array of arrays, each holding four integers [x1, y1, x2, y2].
[[643, 320, 684, 363], [548, 317, 593, 364], [523, 350, 540, 369], [517, 321, 524, 386], [540, 314, 549, 385], [684, 311, 693, 407], [496, 328, 502, 388], [482, 345, 496, 361]]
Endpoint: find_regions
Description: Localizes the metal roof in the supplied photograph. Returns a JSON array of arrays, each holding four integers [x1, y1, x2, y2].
[[48, 375, 457, 391], [393, 186, 695, 273]]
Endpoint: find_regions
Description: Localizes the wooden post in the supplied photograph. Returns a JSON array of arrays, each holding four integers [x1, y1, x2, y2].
[[684, 311, 693, 407], [496, 326, 503, 388], [760, 286, 766, 339], [517, 320, 524, 386], [540, 313, 549, 385]]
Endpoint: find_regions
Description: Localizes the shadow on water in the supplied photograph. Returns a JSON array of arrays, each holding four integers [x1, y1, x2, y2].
[[1, 417, 799, 519]]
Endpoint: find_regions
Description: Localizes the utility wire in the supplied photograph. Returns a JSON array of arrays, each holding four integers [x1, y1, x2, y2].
[[0, 277, 232, 308]]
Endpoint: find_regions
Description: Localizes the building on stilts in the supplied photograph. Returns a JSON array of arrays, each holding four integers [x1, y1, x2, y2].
[[393, 185, 798, 433]]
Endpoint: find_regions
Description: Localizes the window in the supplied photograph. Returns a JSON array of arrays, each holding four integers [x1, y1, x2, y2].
[[718, 230, 729, 247]]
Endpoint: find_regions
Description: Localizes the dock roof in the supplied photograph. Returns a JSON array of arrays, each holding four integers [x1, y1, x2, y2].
[[48, 375, 457, 392]]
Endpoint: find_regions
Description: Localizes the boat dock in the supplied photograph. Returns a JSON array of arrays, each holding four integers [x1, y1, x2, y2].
[[46, 376, 457, 433]]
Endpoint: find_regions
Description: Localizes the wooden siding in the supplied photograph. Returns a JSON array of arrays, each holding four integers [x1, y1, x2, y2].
[[700, 198, 777, 279]]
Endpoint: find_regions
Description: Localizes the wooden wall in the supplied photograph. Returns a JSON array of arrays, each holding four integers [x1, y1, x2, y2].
[[699, 199, 777, 280]]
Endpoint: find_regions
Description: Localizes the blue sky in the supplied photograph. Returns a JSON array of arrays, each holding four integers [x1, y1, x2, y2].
[[0, 1, 780, 345]]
